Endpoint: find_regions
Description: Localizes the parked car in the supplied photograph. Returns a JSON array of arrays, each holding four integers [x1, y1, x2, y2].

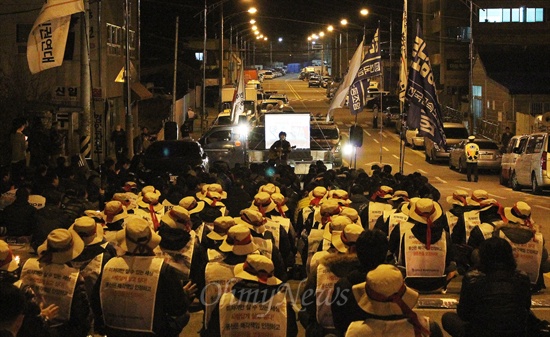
[[259, 99, 284, 114], [310, 122, 343, 167], [268, 93, 289, 104], [308, 75, 321, 87], [406, 128, 425, 149], [199, 125, 249, 168], [500, 134, 529, 186], [326, 79, 340, 98], [213, 110, 251, 126], [365, 93, 399, 112], [424, 122, 469, 162], [383, 106, 401, 126], [511, 132, 550, 193], [142, 140, 209, 176], [320, 76, 332, 88], [263, 71, 274, 79], [449, 138, 502, 173]]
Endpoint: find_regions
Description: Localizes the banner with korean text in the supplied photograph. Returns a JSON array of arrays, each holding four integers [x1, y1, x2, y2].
[[27, 0, 85, 74], [348, 29, 381, 115], [406, 22, 446, 147]]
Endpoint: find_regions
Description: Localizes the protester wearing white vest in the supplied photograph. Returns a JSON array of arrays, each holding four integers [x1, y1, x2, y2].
[[201, 224, 259, 335], [250, 192, 294, 269], [489, 201, 549, 292], [389, 198, 457, 293], [346, 264, 442, 337], [359, 185, 394, 230], [20, 228, 92, 337], [205, 254, 298, 337], [157, 206, 206, 292], [331, 229, 389, 335], [203, 216, 235, 262], [235, 208, 288, 282], [93, 217, 191, 337], [69, 217, 117, 298], [301, 223, 364, 337]]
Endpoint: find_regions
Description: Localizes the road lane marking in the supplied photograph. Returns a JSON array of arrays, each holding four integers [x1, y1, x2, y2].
[[373, 139, 379, 144], [383, 146, 389, 151], [417, 169, 427, 174], [381, 132, 387, 138], [364, 130, 371, 136], [435, 177, 447, 183], [404, 161, 412, 166], [488, 193, 506, 199], [392, 155, 399, 160], [409, 149, 425, 158], [534, 205, 550, 211], [456, 186, 472, 191], [285, 80, 302, 100]]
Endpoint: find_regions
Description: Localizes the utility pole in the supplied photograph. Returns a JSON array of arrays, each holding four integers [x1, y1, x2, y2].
[[219, 3, 224, 101], [80, 0, 92, 162], [172, 17, 179, 122], [124, 0, 134, 158], [201, 0, 207, 132]]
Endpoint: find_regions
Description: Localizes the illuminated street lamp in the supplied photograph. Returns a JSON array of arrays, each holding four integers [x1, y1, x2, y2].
[[340, 18, 349, 63], [360, 8, 369, 39]]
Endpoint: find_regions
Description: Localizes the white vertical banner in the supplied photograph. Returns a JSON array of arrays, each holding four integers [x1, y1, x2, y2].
[[398, 0, 408, 104], [230, 65, 245, 124], [327, 41, 364, 120], [27, 0, 85, 74]]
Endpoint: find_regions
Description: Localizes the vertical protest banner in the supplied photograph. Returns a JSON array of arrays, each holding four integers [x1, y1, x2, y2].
[[348, 29, 381, 115], [406, 22, 446, 147], [27, 0, 85, 74]]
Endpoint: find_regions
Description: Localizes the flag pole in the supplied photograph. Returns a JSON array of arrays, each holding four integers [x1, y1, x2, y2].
[[80, 0, 93, 162], [398, 0, 408, 174], [377, 20, 383, 164]]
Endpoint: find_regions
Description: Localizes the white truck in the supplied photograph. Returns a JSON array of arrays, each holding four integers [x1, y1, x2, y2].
[[220, 86, 258, 118]]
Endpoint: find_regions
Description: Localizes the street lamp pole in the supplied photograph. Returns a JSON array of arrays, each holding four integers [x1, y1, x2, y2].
[[219, 3, 224, 99], [270, 41, 273, 67]]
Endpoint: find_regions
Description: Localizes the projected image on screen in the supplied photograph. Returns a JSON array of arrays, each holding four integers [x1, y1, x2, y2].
[[264, 113, 310, 149]]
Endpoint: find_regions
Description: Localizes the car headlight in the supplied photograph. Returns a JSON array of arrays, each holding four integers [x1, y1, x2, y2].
[[343, 144, 353, 155]]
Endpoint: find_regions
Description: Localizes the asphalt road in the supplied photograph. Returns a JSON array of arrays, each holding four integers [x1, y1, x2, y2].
[[179, 74, 550, 337]]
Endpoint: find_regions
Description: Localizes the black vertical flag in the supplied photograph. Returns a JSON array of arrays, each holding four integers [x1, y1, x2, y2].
[[349, 29, 381, 115], [406, 22, 446, 147]]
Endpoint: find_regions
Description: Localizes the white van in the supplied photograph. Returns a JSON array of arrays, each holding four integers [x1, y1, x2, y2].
[[262, 71, 274, 79], [512, 132, 550, 193], [500, 134, 528, 186]]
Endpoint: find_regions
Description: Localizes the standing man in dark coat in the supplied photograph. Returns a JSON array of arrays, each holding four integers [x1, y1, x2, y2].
[[111, 124, 127, 162]]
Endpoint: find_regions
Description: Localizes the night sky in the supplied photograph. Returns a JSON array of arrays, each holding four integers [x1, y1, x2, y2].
[[140, 0, 405, 65]]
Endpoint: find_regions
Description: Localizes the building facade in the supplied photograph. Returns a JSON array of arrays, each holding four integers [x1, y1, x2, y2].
[[0, 0, 144, 164]]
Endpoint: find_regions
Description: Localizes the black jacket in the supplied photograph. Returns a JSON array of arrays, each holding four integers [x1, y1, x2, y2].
[[1, 199, 37, 237], [458, 268, 531, 337]]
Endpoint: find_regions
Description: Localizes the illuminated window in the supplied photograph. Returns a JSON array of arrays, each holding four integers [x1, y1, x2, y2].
[[479, 7, 544, 23], [195, 52, 204, 61]]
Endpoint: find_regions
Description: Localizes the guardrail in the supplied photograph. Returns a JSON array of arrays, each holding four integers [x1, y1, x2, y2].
[[477, 119, 500, 141]]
